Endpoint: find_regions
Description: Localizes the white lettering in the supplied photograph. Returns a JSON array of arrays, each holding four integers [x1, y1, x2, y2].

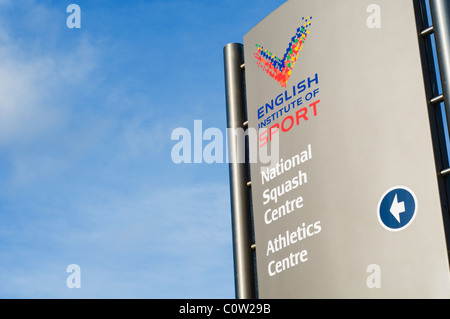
[[66, 4, 81, 29], [366, 264, 381, 288], [66, 264, 81, 288], [266, 221, 321, 256], [264, 196, 303, 224], [261, 144, 312, 185], [366, 4, 381, 29], [262, 170, 307, 205], [268, 250, 308, 277]]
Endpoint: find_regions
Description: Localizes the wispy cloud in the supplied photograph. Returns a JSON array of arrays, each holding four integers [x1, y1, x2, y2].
[[0, 181, 234, 298], [0, 8, 100, 147], [0, 0, 244, 299]]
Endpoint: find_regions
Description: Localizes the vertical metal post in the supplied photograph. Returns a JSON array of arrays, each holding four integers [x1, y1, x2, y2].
[[223, 43, 256, 299], [430, 0, 450, 129]]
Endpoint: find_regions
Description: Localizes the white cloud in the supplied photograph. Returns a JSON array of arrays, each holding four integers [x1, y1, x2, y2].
[[0, 3, 99, 147], [0, 49, 59, 145], [0, 181, 234, 298], [0, 2, 104, 191], [0, 0, 236, 298]]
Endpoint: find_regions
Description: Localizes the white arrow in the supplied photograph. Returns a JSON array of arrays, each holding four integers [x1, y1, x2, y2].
[[390, 194, 405, 223]]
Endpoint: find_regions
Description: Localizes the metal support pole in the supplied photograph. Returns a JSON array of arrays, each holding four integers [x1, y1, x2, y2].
[[430, 0, 450, 129], [223, 43, 256, 299]]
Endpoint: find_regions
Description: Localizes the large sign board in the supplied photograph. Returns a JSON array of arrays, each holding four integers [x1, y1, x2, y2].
[[244, 0, 450, 298]]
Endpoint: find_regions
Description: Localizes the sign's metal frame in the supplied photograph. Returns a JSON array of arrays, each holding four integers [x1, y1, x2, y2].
[[224, 0, 450, 299], [415, 0, 450, 253]]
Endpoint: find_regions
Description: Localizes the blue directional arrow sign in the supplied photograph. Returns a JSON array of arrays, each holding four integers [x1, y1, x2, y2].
[[377, 186, 417, 232]]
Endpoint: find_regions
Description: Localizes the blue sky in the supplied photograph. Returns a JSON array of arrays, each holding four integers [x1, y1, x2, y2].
[[0, 0, 286, 298], [0, 0, 447, 300]]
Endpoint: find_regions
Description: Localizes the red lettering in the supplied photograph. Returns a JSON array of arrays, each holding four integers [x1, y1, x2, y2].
[[269, 124, 279, 141], [309, 99, 320, 116], [260, 100, 320, 148], [259, 129, 268, 148], [281, 115, 294, 132], [295, 107, 308, 124]]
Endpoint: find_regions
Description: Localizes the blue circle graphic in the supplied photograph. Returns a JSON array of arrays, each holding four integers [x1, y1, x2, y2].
[[377, 186, 417, 231]]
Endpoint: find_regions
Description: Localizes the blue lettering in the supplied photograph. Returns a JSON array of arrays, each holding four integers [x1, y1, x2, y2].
[[258, 106, 265, 119], [265, 100, 274, 114], [256, 74, 319, 120], [284, 89, 292, 102], [275, 93, 283, 106], [297, 80, 306, 94], [308, 73, 319, 87]]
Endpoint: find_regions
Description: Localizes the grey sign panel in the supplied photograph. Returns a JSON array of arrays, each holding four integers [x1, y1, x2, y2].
[[244, 0, 450, 298]]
